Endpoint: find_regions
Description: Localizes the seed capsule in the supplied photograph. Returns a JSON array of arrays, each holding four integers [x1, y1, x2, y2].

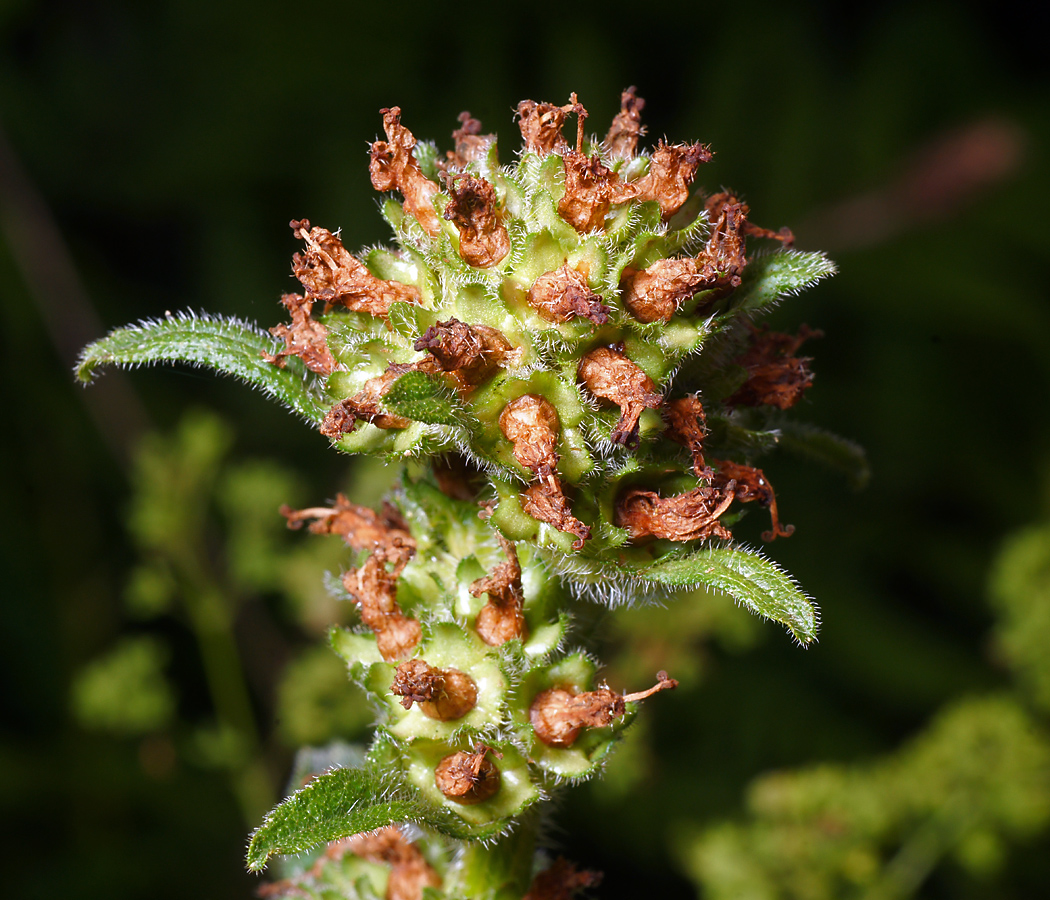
[[434, 744, 502, 805], [390, 659, 478, 721], [530, 672, 678, 748]]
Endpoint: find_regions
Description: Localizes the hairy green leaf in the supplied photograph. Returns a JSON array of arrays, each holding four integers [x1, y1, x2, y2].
[[383, 370, 475, 428], [730, 250, 837, 315], [246, 764, 443, 871], [639, 546, 819, 644], [75, 312, 328, 422]]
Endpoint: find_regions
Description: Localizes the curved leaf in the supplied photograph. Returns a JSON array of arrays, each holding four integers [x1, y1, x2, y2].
[[75, 311, 328, 422], [730, 250, 837, 315], [639, 545, 819, 644], [246, 764, 446, 871]]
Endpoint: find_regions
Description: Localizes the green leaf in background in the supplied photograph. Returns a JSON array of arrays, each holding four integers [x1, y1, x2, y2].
[[990, 522, 1050, 714], [75, 312, 328, 422], [777, 421, 871, 489], [639, 546, 819, 644], [729, 249, 837, 315], [246, 764, 443, 872], [71, 635, 176, 735]]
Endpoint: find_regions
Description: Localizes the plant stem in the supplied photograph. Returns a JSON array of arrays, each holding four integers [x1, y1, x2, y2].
[[453, 818, 538, 900]]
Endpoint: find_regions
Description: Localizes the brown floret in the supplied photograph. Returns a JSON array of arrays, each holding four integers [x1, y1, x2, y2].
[[443, 173, 510, 268], [726, 324, 822, 410], [631, 141, 713, 221], [262, 292, 338, 375], [414, 318, 518, 389], [319, 363, 418, 437], [619, 258, 709, 323], [523, 858, 603, 900], [577, 347, 662, 446], [711, 458, 795, 541], [342, 548, 421, 662], [280, 494, 415, 565], [530, 671, 677, 748], [559, 151, 636, 234], [706, 191, 795, 248], [345, 827, 442, 900], [259, 827, 441, 900], [516, 99, 575, 155], [447, 111, 495, 168], [695, 200, 748, 293], [604, 86, 646, 159], [615, 482, 735, 542], [369, 107, 442, 237], [527, 264, 611, 326], [290, 220, 421, 316], [469, 533, 527, 646], [499, 394, 561, 474], [390, 659, 478, 720], [521, 475, 591, 550], [663, 395, 709, 477], [434, 744, 502, 805]]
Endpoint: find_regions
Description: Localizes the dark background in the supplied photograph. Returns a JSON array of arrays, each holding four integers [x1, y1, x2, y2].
[[2, 1, 1049, 897]]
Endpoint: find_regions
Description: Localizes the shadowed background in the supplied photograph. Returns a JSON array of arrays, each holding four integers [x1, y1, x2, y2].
[[2, 2, 1049, 898]]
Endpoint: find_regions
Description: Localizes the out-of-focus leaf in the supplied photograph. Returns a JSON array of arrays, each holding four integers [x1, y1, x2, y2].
[[71, 636, 176, 735], [777, 421, 871, 489]]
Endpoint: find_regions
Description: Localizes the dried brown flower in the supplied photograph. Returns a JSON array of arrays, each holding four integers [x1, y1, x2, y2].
[[516, 99, 575, 155], [663, 395, 708, 476], [619, 258, 710, 323], [604, 86, 646, 159], [280, 494, 415, 565], [342, 548, 421, 662], [523, 858, 602, 900], [530, 672, 677, 748], [434, 744, 502, 805], [706, 191, 795, 248], [290, 220, 420, 316], [390, 659, 479, 720], [262, 293, 338, 375], [631, 141, 713, 221], [559, 151, 635, 234], [499, 394, 561, 474], [694, 200, 748, 293], [447, 111, 494, 169], [469, 533, 528, 646], [527, 264, 611, 326], [711, 458, 795, 541], [521, 475, 591, 550], [577, 347, 662, 446], [615, 483, 735, 542], [413, 318, 518, 388], [369, 107, 442, 236], [726, 324, 822, 410], [259, 827, 441, 900], [345, 828, 442, 900], [443, 173, 510, 268], [319, 364, 415, 437]]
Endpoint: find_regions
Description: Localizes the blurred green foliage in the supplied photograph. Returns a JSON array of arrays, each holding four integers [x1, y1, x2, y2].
[[2, 1, 1048, 898]]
